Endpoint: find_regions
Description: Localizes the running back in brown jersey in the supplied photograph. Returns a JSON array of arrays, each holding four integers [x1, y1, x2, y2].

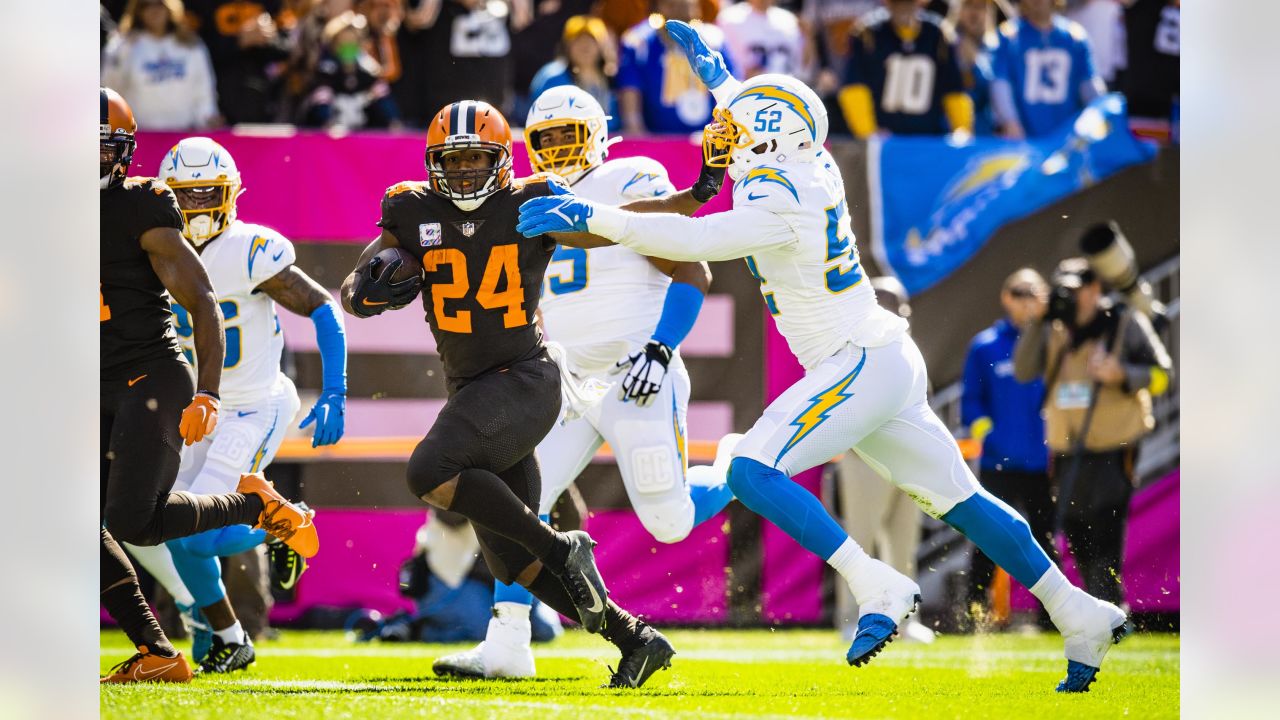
[[377, 175, 563, 383], [100, 176, 185, 378]]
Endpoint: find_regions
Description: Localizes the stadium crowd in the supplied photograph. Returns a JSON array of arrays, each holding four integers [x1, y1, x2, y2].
[[100, 0, 1179, 135]]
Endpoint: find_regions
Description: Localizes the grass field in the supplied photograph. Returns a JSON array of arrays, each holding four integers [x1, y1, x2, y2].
[[100, 628, 1179, 719]]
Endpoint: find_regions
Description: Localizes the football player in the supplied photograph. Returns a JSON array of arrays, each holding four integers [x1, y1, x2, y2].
[[514, 23, 1131, 693], [341, 100, 689, 688], [433, 86, 737, 680], [99, 88, 318, 684], [123, 137, 348, 674]]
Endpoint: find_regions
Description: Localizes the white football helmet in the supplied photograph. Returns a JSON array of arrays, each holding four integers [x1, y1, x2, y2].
[[158, 137, 243, 245], [524, 85, 618, 185], [704, 73, 829, 182]]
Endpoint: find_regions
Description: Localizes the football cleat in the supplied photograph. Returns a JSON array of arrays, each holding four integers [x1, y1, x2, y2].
[[177, 602, 213, 664], [101, 646, 193, 684], [845, 558, 922, 667], [237, 473, 318, 558], [433, 640, 536, 679], [266, 507, 310, 593], [558, 530, 609, 633], [606, 624, 675, 688], [198, 636, 256, 674], [1055, 593, 1130, 692]]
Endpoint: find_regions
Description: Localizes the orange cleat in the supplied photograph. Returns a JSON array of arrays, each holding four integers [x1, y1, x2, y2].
[[101, 646, 194, 684], [237, 472, 319, 558]]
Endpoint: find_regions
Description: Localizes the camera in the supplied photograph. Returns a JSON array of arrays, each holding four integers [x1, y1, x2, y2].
[[1045, 283, 1078, 323], [1080, 221, 1167, 325]]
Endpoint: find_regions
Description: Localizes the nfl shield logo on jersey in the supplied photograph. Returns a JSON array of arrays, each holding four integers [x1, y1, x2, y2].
[[460, 222, 476, 237], [419, 223, 442, 247]]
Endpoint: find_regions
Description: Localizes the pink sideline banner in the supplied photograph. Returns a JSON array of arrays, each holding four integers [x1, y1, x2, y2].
[[132, 129, 732, 243]]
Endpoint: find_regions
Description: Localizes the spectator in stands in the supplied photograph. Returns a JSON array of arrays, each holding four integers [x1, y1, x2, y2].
[[395, 0, 529, 126], [961, 268, 1055, 625], [1065, 0, 1125, 85], [529, 16, 620, 130], [599, 0, 723, 40], [1120, 0, 1178, 122], [510, 1, 594, 120], [799, 0, 879, 102], [1013, 257, 1172, 608], [990, 0, 1106, 139], [950, 0, 997, 136], [359, 0, 404, 84], [838, 0, 973, 139], [616, 0, 736, 135], [832, 276, 934, 644], [187, 0, 294, 124], [717, 0, 808, 80], [301, 10, 400, 128], [102, 0, 221, 130]]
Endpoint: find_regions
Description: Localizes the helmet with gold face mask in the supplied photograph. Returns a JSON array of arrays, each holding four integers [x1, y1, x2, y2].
[[702, 73, 829, 183], [524, 85, 618, 185], [158, 137, 243, 245]]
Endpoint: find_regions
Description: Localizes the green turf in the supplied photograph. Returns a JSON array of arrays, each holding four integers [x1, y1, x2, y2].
[[100, 628, 1179, 719]]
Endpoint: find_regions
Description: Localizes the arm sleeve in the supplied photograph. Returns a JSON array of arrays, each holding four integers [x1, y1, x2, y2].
[[1012, 320, 1048, 382], [586, 204, 797, 262], [960, 342, 988, 426]]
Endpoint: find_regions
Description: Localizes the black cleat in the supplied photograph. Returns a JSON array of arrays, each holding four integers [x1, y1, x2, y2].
[[606, 625, 675, 688], [558, 530, 608, 633], [267, 504, 310, 593], [197, 636, 256, 674]]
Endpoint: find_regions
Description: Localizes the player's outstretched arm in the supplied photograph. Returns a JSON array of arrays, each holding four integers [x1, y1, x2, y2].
[[665, 20, 741, 105], [260, 265, 349, 446], [141, 225, 225, 444]]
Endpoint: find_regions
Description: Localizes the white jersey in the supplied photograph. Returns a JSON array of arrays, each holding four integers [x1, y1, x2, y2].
[[540, 156, 677, 377], [591, 151, 907, 371], [173, 220, 296, 406]]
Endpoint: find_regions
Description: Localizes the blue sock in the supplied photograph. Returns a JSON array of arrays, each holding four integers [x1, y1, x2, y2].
[[168, 537, 228, 608], [690, 482, 734, 527], [941, 489, 1052, 588], [727, 457, 847, 559], [491, 513, 549, 607], [183, 525, 267, 558]]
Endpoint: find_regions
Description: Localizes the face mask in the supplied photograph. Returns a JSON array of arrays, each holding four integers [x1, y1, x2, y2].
[[336, 42, 361, 64]]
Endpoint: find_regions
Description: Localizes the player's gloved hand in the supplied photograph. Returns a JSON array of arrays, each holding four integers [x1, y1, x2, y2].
[[615, 341, 673, 407], [299, 390, 345, 447], [179, 391, 220, 446], [516, 195, 597, 237], [351, 257, 422, 317], [692, 123, 729, 203], [665, 20, 729, 90]]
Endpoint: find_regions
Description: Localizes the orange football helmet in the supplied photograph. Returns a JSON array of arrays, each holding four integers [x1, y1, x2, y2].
[[101, 87, 137, 190], [425, 100, 513, 211]]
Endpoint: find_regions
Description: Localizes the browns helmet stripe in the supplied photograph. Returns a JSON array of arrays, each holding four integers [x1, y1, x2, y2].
[[464, 101, 477, 135]]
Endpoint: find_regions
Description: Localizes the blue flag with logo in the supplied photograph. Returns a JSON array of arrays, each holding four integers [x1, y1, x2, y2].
[[869, 94, 1157, 295]]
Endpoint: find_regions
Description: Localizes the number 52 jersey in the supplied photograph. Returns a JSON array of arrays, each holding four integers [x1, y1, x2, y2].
[[170, 220, 295, 406], [377, 177, 561, 383]]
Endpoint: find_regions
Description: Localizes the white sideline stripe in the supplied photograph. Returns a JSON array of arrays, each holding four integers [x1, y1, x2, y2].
[[213, 685, 822, 720]]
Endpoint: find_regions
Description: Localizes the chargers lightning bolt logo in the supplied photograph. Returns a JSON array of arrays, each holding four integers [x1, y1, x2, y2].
[[729, 85, 817, 140], [776, 348, 867, 461], [247, 235, 271, 277], [738, 167, 800, 203]]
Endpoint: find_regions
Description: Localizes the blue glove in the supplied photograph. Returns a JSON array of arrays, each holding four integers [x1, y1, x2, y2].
[[516, 195, 597, 237], [299, 390, 345, 447], [665, 20, 729, 90]]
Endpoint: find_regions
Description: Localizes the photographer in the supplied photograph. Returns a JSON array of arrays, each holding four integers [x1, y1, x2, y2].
[[1013, 258, 1173, 607]]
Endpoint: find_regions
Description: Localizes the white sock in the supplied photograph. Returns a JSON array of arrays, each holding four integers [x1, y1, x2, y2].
[[123, 542, 197, 608], [214, 621, 246, 645], [489, 602, 532, 645], [826, 538, 873, 598], [1029, 565, 1076, 620]]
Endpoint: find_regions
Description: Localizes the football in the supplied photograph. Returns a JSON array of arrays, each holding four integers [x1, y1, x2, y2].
[[368, 246, 422, 284]]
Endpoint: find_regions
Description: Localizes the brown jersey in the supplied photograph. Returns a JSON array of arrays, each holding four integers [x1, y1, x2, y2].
[[378, 177, 560, 382], [100, 177, 185, 378]]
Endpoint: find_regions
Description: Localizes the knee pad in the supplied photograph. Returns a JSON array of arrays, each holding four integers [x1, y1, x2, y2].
[[727, 456, 782, 513], [103, 501, 160, 547], [407, 440, 454, 499], [636, 498, 695, 544]]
